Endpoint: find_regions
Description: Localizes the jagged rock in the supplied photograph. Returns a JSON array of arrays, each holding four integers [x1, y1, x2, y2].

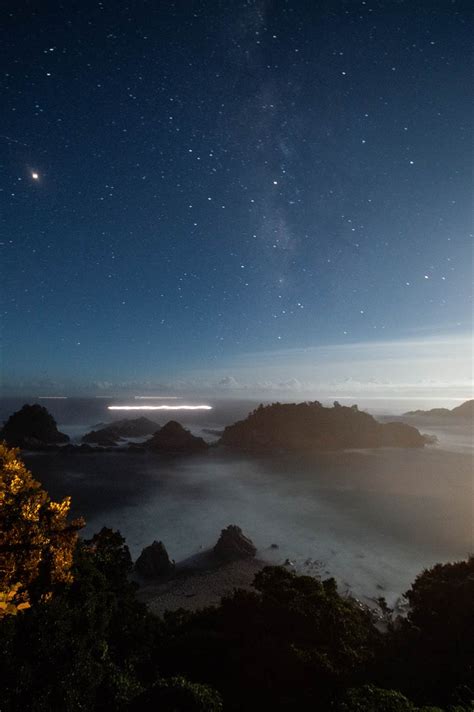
[[135, 541, 174, 578], [0, 404, 69, 448], [145, 421, 208, 453], [82, 416, 160, 444], [213, 525, 257, 561]]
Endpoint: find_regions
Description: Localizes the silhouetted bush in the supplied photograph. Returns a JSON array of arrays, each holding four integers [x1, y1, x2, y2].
[[128, 675, 223, 711], [153, 566, 380, 711], [380, 558, 474, 708]]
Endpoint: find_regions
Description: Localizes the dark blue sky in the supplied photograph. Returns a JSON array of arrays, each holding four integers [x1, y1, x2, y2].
[[1, 1, 472, 396]]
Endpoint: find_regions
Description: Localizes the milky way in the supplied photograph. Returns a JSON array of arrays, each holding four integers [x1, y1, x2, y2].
[[1, 1, 471, 394]]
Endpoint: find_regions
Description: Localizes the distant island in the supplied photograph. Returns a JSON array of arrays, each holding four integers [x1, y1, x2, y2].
[[145, 420, 208, 453], [403, 399, 473, 420], [82, 417, 160, 445], [220, 401, 427, 451], [1, 401, 430, 453]]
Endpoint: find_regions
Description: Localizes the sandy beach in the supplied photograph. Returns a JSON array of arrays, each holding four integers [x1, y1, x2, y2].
[[135, 551, 268, 617]]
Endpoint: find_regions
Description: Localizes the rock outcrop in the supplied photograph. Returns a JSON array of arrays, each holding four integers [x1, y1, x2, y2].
[[213, 525, 257, 561], [220, 401, 426, 452], [0, 404, 69, 448], [145, 421, 208, 453], [82, 416, 160, 444], [135, 541, 174, 578]]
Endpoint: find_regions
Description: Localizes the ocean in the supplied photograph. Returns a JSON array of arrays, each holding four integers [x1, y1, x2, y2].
[[2, 396, 473, 608]]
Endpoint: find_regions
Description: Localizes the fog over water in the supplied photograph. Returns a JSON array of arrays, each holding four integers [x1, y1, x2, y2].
[[3, 397, 472, 607]]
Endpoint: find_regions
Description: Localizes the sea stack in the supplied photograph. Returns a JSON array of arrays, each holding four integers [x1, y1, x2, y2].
[[213, 525, 257, 561], [145, 421, 208, 453], [135, 541, 175, 578]]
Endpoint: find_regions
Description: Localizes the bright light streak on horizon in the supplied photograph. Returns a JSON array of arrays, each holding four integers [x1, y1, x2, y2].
[[39, 396, 68, 399], [108, 405, 212, 411], [134, 396, 181, 400]]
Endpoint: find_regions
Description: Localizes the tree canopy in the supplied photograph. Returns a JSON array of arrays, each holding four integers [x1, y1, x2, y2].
[[0, 443, 83, 616]]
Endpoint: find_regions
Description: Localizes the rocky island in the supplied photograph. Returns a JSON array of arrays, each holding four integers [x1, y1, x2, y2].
[[0, 403, 69, 449], [220, 401, 427, 452], [0, 403, 210, 455], [82, 416, 160, 445], [144, 420, 208, 453], [403, 399, 473, 421]]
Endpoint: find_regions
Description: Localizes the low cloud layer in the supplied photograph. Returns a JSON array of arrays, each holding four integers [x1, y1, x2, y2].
[[2, 334, 472, 411]]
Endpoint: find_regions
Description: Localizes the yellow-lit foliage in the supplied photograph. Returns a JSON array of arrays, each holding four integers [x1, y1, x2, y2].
[[0, 443, 84, 616]]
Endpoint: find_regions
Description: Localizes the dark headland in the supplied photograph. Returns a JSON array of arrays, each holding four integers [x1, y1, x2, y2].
[[0, 403, 69, 449], [220, 401, 427, 451]]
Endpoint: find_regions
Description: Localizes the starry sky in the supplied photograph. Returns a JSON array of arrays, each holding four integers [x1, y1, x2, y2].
[[1, 1, 472, 397]]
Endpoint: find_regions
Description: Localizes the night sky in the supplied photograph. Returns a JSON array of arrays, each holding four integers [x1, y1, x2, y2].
[[1, 1, 472, 396]]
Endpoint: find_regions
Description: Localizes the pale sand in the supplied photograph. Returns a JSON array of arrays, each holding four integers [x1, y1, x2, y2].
[[133, 553, 389, 622], [135, 551, 268, 617]]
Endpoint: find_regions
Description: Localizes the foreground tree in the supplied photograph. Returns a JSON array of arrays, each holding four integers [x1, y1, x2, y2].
[[381, 557, 474, 708], [156, 566, 381, 711], [0, 443, 83, 615], [0, 450, 221, 710], [0, 528, 160, 710], [128, 675, 223, 711]]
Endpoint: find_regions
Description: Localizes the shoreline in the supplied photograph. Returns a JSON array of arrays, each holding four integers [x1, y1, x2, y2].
[[19, 432, 472, 617], [133, 550, 397, 624], [135, 551, 269, 616]]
